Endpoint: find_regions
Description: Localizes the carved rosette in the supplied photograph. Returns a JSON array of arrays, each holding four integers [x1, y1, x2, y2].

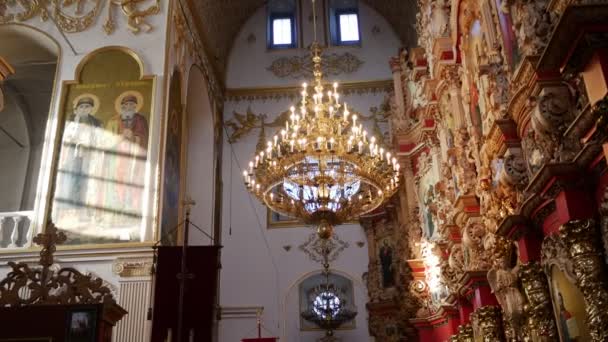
[[559, 219, 608, 341], [518, 262, 558, 339], [471, 306, 505, 342]]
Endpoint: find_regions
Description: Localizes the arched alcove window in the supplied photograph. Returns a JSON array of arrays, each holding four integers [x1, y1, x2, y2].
[[0, 25, 59, 248], [299, 272, 355, 331]]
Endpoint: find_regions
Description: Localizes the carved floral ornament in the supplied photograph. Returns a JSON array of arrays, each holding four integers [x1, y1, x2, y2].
[[266, 52, 364, 79], [0, 222, 118, 307], [298, 231, 349, 264], [0, 0, 161, 34]]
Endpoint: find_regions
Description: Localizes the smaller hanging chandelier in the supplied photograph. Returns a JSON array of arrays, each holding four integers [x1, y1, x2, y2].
[[243, 41, 400, 228]]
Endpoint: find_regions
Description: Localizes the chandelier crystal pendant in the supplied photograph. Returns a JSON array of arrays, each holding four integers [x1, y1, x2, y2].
[[243, 41, 400, 228]]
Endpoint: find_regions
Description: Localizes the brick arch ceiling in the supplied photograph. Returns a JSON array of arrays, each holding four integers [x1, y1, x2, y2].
[[185, 0, 418, 82]]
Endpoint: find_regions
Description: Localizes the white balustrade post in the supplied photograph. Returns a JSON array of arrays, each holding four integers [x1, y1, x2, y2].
[[0, 217, 6, 248], [8, 216, 22, 248]]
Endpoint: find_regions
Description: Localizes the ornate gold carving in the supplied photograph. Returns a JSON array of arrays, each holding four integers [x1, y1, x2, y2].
[[0, 222, 117, 306], [0, 0, 161, 34], [0, 0, 102, 32], [266, 52, 364, 79], [559, 219, 608, 341], [471, 306, 505, 341], [452, 323, 474, 342], [112, 258, 153, 277], [104, 0, 161, 34], [518, 262, 558, 339]]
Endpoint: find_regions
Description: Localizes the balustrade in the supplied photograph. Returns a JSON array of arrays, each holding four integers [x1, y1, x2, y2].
[[0, 211, 34, 248]]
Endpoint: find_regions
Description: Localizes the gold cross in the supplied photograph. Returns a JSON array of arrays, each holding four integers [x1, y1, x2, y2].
[[33, 221, 67, 267]]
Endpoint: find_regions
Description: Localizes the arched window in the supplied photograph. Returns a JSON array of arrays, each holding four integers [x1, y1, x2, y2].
[[299, 272, 355, 330], [0, 25, 59, 248]]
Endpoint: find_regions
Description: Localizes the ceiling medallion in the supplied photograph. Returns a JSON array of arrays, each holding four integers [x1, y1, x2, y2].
[[299, 230, 349, 264], [243, 43, 400, 232]]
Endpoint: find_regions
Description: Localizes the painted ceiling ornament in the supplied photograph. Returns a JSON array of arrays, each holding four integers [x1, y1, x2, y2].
[[0, 0, 102, 32], [266, 52, 364, 79], [104, 0, 161, 34], [299, 229, 349, 264]]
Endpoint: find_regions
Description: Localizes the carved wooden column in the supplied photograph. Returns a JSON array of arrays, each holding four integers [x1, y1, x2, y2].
[[518, 262, 558, 340], [449, 323, 473, 342], [559, 219, 608, 341], [458, 271, 503, 341], [471, 306, 504, 342]]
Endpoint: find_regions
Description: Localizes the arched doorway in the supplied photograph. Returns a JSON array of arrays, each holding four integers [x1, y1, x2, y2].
[[0, 24, 60, 247]]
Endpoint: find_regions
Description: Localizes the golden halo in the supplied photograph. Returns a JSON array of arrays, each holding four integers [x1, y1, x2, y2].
[[72, 93, 100, 116], [114, 90, 144, 114]]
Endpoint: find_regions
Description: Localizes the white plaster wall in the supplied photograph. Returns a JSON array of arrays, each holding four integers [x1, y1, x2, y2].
[[226, 1, 401, 88], [0, 95, 29, 211], [185, 66, 215, 244]]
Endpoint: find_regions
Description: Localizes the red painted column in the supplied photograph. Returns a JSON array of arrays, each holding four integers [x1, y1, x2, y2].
[[472, 283, 499, 310], [517, 229, 543, 263], [458, 298, 473, 325]]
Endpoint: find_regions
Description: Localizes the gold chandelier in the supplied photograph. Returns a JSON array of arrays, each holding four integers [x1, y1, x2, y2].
[[243, 8, 399, 229]]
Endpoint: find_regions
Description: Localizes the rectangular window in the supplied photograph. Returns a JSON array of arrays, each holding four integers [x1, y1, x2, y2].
[[272, 17, 293, 46], [268, 0, 297, 51], [328, 0, 361, 46], [338, 13, 360, 43]]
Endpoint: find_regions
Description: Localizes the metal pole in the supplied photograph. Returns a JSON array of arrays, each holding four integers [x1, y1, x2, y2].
[[176, 209, 191, 342]]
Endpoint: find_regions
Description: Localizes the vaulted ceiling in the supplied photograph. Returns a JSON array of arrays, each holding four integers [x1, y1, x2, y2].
[[185, 0, 418, 84]]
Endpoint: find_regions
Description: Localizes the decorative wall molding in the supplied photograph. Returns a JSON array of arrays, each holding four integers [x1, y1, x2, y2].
[[112, 257, 154, 277], [225, 79, 393, 103], [267, 52, 364, 79], [0, 0, 161, 34]]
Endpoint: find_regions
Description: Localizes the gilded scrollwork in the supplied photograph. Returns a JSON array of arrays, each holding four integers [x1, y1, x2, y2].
[[104, 0, 161, 34], [558, 219, 608, 341], [518, 262, 558, 340], [0, 0, 101, 32], [462, 220, 490, 271], [0, 0, 161, 34], [471, 305, 505, 342]]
